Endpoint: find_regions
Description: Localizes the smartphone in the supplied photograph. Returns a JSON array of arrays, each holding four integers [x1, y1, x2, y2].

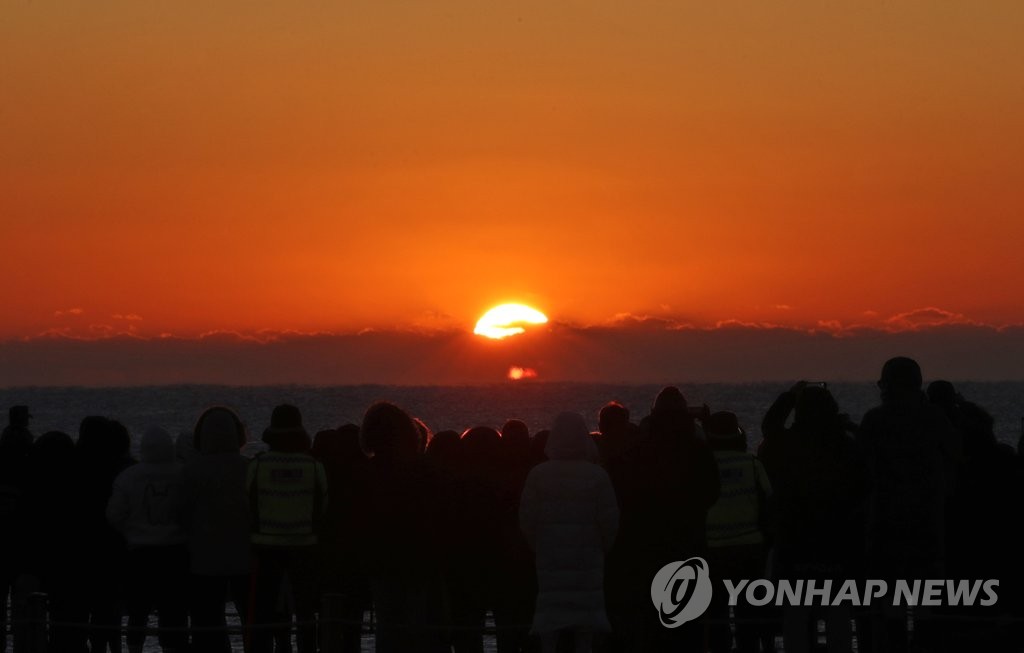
[[687, 405, 709, 419]]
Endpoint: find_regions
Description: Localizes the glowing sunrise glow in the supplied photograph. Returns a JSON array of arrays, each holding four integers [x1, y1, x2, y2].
[[508, 366, 538, 381], [474, 304, 548, 340], [3, 2, 1024, 351]]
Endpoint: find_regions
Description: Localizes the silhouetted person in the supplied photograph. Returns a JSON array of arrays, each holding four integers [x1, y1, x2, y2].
[[606, 387, 719, 652], [496, 419, 538, 653], [593, 402, 639, 652], [107, 427, 188, 653], [425, 429, 461, 473], [75, 416, 134, 653], [21, 431, 79, 652], [450, 426, 506, 652], [520, 412, 619, 653], [181, 406, 252, 653], [928, 382, 1024, 652], [857, 357, 961, 653], [0, 409, 33, 653], [501, 419, 530, 452], [2, 405, 33, 447], [705, 412, 775, 653], [311, 424, 371, 653], [760, 383, 864, 653], [595, 402, 634, 468], [356, 401, 447, 653], [248, 405, 327, 653]]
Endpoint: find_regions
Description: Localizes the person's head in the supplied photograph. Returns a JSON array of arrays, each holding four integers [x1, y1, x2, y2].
[[77, 416, 128, 461], [29, 431, 75, 471], [878, 356, 923, 400], [33, 430, 74, 454], [262, 404, 311, 453], [460, 426, 503, 468], [193, 406, 247, 454], [77, 416, 108, 456], [33, 430, 74, 455], [927, 380, 957, 408], [360, 401, 420, 461], [425, 429, 461, 467], [501, 419, 531, 460], [545, 412, 591, 461], [704, 411, 747, 452], [8, 405, 30, 429], [793, 386, 840, 430], [0, 407, 33, 452], [652, 386, 687, 413], [598, 402, 630, 436], [311, 424, 363, 466], [649, 386, 695, 440]]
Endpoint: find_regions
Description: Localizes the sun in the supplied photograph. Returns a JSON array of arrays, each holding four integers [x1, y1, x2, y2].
[[474, 303, 548, 339]]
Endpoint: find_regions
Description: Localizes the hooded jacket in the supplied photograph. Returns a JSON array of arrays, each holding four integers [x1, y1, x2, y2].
[[107, 427, 185, 549], [520, 412, 619, 633], [181, 407, 252, 576]]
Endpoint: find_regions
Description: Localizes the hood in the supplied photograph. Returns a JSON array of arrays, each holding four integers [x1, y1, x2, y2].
[[461, 426, 502, 466], [195, 407, 245, 455], [140, 427, 175, 464], [545, 412, 591, 461]]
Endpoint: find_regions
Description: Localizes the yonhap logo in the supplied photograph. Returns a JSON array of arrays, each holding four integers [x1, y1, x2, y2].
[[650, 557, 714, 628]]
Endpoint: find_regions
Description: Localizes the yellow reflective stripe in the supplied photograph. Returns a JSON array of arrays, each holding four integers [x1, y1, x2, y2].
[[252, 454, 319, 539]]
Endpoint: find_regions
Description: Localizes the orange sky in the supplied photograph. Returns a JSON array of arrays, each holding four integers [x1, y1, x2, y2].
[[3, 1, 1023, 341]]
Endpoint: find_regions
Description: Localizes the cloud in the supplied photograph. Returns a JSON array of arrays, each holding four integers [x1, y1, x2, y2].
[[112, 313, 143, 321], [410, 310, 458, 331], [33, 327, 79, 340], [601, 314, 693, 330], [882, 307, 980, 331], [713, 319, 788, 330], [197, 329, 272, 343], [815, 320, 846, 333], [4, 320, 1023, 386], [53, 307, 84, 317]]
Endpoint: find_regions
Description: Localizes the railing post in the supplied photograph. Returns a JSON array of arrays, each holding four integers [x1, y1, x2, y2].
[[27, 593, 48, 653], [319, 593, 343, 653], [12, 591, 48, 653], [12, 591, 28, 653]]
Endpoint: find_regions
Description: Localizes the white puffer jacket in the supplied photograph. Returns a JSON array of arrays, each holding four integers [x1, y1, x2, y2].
[[107, 427, 185, 549], [519, 412, 619, 634]]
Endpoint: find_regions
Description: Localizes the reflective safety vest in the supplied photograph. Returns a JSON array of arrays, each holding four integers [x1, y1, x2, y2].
[[247, 452, 328, 546], [706, 450, 772, 548]]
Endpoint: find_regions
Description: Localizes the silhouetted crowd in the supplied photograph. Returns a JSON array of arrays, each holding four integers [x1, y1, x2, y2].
[[2, 356, 1023, 653]]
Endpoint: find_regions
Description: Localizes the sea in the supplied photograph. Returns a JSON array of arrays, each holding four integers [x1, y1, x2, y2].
[[3, 381, 1023, 452]]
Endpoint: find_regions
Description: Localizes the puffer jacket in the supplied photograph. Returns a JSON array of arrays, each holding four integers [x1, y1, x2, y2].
[[520, 412, 619, 634], [107, 427, 185, 549]]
